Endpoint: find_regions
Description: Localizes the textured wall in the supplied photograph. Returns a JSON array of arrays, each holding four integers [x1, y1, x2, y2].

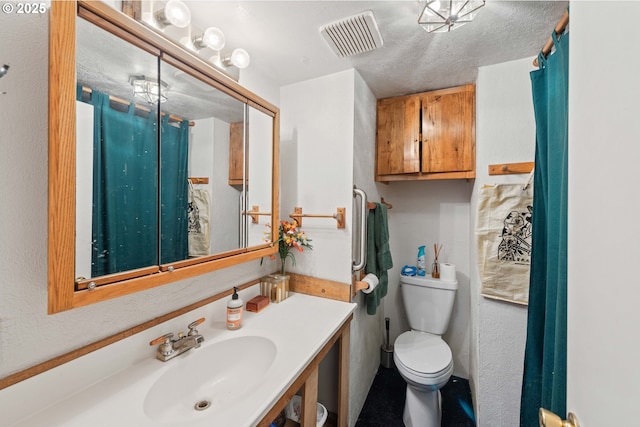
[[567, 3, 640, 424], [471, 56, 536, 425], [280, 69, 383, 426], [381, 180, 473, 379]]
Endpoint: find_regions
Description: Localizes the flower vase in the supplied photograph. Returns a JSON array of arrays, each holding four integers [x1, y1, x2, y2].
[[280, 257, 287, 275]]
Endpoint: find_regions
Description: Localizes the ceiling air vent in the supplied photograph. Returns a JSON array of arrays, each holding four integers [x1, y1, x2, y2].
[[320, 11, 383, 58]]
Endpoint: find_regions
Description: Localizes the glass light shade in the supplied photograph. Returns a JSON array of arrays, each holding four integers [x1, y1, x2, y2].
[[155, 0, 191, 29], [418, 0, 485, 33], [225, 48, 251, 69], [193, 27, 225, 50], [131, 77, 168, 104]]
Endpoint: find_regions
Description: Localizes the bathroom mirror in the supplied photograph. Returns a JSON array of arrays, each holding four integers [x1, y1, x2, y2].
[[50, 1, 279, 313]]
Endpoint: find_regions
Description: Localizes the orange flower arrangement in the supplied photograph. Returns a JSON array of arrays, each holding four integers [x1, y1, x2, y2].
[[267, 220, 313, 274]]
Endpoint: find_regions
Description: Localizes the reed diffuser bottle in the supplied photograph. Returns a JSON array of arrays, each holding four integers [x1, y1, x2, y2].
[[432, 244, 442, 278]]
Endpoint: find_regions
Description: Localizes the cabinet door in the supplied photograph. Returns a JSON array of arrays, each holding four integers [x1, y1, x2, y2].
[[376, 95, 421, 175], [420, 85, 475, 173], [228, 121, 245, 186]]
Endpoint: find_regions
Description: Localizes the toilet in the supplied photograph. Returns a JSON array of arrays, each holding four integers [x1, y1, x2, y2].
[[394, 275, 457, 427]]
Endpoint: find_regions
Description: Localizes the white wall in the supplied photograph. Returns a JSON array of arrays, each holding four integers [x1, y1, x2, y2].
[[568, 2, 640, 424], [280, 71, 354, 280], [381, 180, 473, 379], [0, 9, 277, 379], [280, 69, 382, 426], [351, 71, 385, 425], [471, 56, 537, 425]]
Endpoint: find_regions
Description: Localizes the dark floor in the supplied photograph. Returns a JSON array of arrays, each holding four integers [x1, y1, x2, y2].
[[355, 365, 476, 427]]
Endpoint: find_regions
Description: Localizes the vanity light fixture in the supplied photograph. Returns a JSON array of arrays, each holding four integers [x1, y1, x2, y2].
[[418, 0, 485, 33], [155, 0, 191, 29], [130, 75, 169, 104], [0, 64, 9, 78], [192, 27, 226, 51], [222, 48, 251, 69]]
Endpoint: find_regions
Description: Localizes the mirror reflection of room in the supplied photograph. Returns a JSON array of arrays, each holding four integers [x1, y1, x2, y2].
[[74, 16, 258, 281]]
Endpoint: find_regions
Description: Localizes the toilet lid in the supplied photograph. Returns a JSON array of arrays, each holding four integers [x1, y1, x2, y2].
[[395, 331, 452, 375]]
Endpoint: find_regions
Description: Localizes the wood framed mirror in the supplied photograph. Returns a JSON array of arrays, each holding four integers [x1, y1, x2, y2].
[[49, 1, 279, 313]]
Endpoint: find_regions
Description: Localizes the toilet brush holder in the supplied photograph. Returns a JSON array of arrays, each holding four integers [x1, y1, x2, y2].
[[380, 344, 394, 369], [380, 317, 394, 369]]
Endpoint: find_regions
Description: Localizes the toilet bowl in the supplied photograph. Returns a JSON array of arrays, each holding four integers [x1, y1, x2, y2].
[[395, 274, 457, 427], [394, 331, 453, 427]]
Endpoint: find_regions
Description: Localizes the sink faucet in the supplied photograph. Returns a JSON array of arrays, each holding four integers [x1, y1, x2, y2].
[[149, 318, 205, 362]]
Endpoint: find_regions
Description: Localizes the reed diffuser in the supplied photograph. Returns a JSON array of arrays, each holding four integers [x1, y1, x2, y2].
[[432, 243, 442, 278]]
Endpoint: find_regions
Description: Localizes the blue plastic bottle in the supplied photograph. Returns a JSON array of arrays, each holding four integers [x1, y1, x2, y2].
[[417, 245, 426, 276]]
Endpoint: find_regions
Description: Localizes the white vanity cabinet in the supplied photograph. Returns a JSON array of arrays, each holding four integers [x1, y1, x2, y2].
[[0, 290, 355, 427]]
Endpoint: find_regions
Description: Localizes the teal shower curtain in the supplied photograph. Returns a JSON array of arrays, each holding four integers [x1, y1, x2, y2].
[[79, 88, 189, 276], [520, 27, 569, 426], [88, 90, 159, 277], [160, 115, 189, 264]]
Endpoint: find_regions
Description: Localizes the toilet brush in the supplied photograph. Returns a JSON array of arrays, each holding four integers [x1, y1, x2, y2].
[[380, 317, 394, 369]]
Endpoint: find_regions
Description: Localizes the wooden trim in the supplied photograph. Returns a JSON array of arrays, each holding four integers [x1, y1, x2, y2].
[[337, 324, 351, 427], [70, 247, 275, 310], [80, 86, 194, 126], [48, 1, 77, 314], [256, 314, 353, 427], [48, 0, 280, 313], [288, 273, 352, 302], [301, 366, 319, 426], [271, 109, 280, 243], [289, 207, 346, 229], [120, 0, 141, 20], [0, 278, 260, 390], [488, 161, 534, 175], [75, 266, 159, 290], [188, 177, 209, 184], [376, 170, 476, 182]]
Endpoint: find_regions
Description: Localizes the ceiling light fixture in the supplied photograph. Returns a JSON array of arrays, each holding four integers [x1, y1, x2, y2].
[[222, 48, 251, 69], [418, 0, 485, 33], [130, 75, 168, 104], [155, 0, 191, 29], [192, 27, 226, 51]]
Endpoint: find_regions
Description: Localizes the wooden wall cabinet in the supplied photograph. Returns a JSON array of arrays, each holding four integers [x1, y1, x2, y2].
[[229, 121, 245, 186], [375, 84, 475, 182]]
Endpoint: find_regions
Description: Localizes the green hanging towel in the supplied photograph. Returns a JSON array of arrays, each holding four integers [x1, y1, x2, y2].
[[364, 203, 393, 315]]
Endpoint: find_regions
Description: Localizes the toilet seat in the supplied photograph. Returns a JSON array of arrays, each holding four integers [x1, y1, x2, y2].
[[394, 331, 453, 387]]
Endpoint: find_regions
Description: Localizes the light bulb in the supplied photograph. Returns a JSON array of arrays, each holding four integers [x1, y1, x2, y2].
[[156, 0, 191, 28], [193, 27, 225, 50], [426, 0, 441, 15], [229, 48, 250, 69]]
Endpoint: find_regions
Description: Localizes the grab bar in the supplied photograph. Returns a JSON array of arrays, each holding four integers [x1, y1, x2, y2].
[[353, 187, 367, 271]]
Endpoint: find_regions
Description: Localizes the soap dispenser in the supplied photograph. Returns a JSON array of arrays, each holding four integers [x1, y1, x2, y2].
[[226, 287, 243, 330]]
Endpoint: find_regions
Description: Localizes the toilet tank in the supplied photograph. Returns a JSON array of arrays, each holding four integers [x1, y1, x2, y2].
[[400, 275, 457, 335]]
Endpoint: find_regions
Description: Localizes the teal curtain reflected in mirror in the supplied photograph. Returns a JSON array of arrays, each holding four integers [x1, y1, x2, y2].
[[78, 87, 190, 276], [83, 88, 158, 277], [160, 115, 189, 264]]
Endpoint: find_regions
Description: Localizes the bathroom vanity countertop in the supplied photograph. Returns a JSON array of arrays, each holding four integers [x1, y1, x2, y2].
[[5, 292, 356, 427]]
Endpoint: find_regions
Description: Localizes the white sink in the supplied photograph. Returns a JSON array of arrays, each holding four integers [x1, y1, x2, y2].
[[143, 335, 277, 424]]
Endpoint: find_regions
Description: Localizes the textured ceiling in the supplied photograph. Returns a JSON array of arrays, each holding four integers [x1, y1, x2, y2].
[[187, 1, 569, 99]]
